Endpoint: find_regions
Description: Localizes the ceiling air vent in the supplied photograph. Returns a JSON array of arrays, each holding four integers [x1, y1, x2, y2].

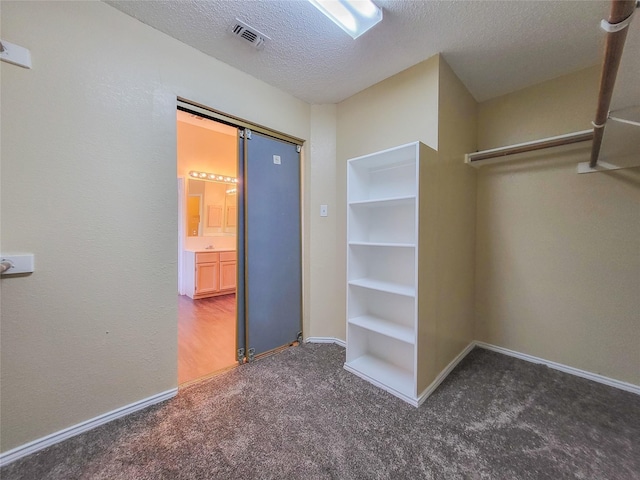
[[229, 19, 270, 50]]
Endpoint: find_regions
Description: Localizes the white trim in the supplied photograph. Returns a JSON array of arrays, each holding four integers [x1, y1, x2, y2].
[[0, 388, 178, 467], [474, 342, 640, 395], [417, 342, 476, 406], [177, 177, 186, 296], [305, 336, 346, 348]]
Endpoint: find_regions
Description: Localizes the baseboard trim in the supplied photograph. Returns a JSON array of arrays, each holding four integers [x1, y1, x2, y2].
[[0, 388, 178, 467], [474, 342, 640, 395], [417, 342, 476, 406], [305, 336, 346, 348]]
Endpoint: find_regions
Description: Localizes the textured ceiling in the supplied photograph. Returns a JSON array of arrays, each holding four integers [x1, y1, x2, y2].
[[106, 0, 610, 104]]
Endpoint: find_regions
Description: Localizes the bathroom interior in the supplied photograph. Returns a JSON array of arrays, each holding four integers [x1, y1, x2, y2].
[[177, 110, 239, 385]]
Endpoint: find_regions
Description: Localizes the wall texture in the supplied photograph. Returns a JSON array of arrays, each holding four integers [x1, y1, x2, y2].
[[478, 66, 600, 150], [308, 105, 340, 339], [475, 67, 640, 385], [431, 58, 478, 379], [0, 1, 310, 453]]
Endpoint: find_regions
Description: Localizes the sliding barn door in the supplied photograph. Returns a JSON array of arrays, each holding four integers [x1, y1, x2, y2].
[[244, 130, 302, 358]]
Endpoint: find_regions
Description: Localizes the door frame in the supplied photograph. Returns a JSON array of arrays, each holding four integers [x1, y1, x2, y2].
[[177, 98, 306, 369]]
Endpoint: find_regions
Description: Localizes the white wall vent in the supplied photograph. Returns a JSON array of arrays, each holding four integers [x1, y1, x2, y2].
[[229, 19, 270, 50]]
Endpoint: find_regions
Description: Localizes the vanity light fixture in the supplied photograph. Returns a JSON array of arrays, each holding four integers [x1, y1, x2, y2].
[[308, 0, 382, 39], [189, 170, 238, 184]]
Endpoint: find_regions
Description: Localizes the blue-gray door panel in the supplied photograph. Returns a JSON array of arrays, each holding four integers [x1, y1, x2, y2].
[[246, 132, 301, 355]]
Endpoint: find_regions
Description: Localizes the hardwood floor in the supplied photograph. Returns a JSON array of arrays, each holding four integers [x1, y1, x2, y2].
[[178, 293, 237, 385]]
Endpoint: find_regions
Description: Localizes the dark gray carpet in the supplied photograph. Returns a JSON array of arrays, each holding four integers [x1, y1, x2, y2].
[[2, 344, 639, 479]]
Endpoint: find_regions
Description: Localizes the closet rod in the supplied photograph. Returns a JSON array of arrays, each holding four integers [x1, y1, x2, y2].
[[465, 130, 593, 165], [589, 0, 637, 168]]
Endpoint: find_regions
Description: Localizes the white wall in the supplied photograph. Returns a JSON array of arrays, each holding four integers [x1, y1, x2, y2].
[[475, 66, 640, 385], [0, 0, 311, 453]]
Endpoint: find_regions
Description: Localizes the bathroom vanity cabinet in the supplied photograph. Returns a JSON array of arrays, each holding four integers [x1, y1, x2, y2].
[[185, 250, 236, 299]]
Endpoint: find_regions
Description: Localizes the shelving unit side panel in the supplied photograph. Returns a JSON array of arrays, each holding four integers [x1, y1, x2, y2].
[[416, 144, 442, 393], [346, 323, 369, 363], [347, 161, 369, 204]]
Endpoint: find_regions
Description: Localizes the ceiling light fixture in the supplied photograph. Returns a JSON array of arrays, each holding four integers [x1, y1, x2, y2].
[[308, 0, 382, 39]]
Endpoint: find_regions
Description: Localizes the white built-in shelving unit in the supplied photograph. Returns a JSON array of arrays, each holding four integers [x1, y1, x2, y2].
[[344, 141, 423, 404]]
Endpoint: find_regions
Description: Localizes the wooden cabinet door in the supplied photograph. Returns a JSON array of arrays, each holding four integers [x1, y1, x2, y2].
[[196, 262, 219, 294], [219, 261, 236, 291]]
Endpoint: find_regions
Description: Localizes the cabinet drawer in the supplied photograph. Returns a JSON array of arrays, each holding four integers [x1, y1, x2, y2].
[[196, 252, 219, 264], [219, 251, 236, 262]]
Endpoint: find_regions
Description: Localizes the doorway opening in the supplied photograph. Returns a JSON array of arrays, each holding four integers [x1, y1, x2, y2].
[[177, 110, 239, 384], [176, 99, 305, 386]]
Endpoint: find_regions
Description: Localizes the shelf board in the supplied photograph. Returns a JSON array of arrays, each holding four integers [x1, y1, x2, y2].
[[349, 242, 415, 248], [348, 278, 415, 297], [349, 315, 415, 344], [348, 195, 415, 208], [345, 354, 414, 399]]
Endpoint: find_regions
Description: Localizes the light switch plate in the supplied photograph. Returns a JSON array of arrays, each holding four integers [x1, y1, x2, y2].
[[1, 254, 35, 275], [0, 39, 32, 69], [320, 205, 328, 217], [273, 155, 281, 165]]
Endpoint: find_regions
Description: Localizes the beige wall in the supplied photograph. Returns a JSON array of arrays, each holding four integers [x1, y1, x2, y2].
[[431, 58, 478, 378], [0, 1, 311, 453], [475, 67, 640, 385], [416, 58, 478, 392], [308, 105, 340, 338], [335, 56, 440, 341], [337, 56, 440, 160], [478, 66, 600, 150]]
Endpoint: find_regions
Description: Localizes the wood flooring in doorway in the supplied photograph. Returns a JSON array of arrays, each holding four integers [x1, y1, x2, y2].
[[178, 293, 237, 385]]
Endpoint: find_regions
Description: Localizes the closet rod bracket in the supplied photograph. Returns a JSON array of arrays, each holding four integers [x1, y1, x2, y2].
[[600, 2, 637, 32]]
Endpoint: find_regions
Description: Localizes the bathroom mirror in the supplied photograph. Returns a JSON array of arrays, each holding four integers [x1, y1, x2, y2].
[[187, 179, 237, 237]]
